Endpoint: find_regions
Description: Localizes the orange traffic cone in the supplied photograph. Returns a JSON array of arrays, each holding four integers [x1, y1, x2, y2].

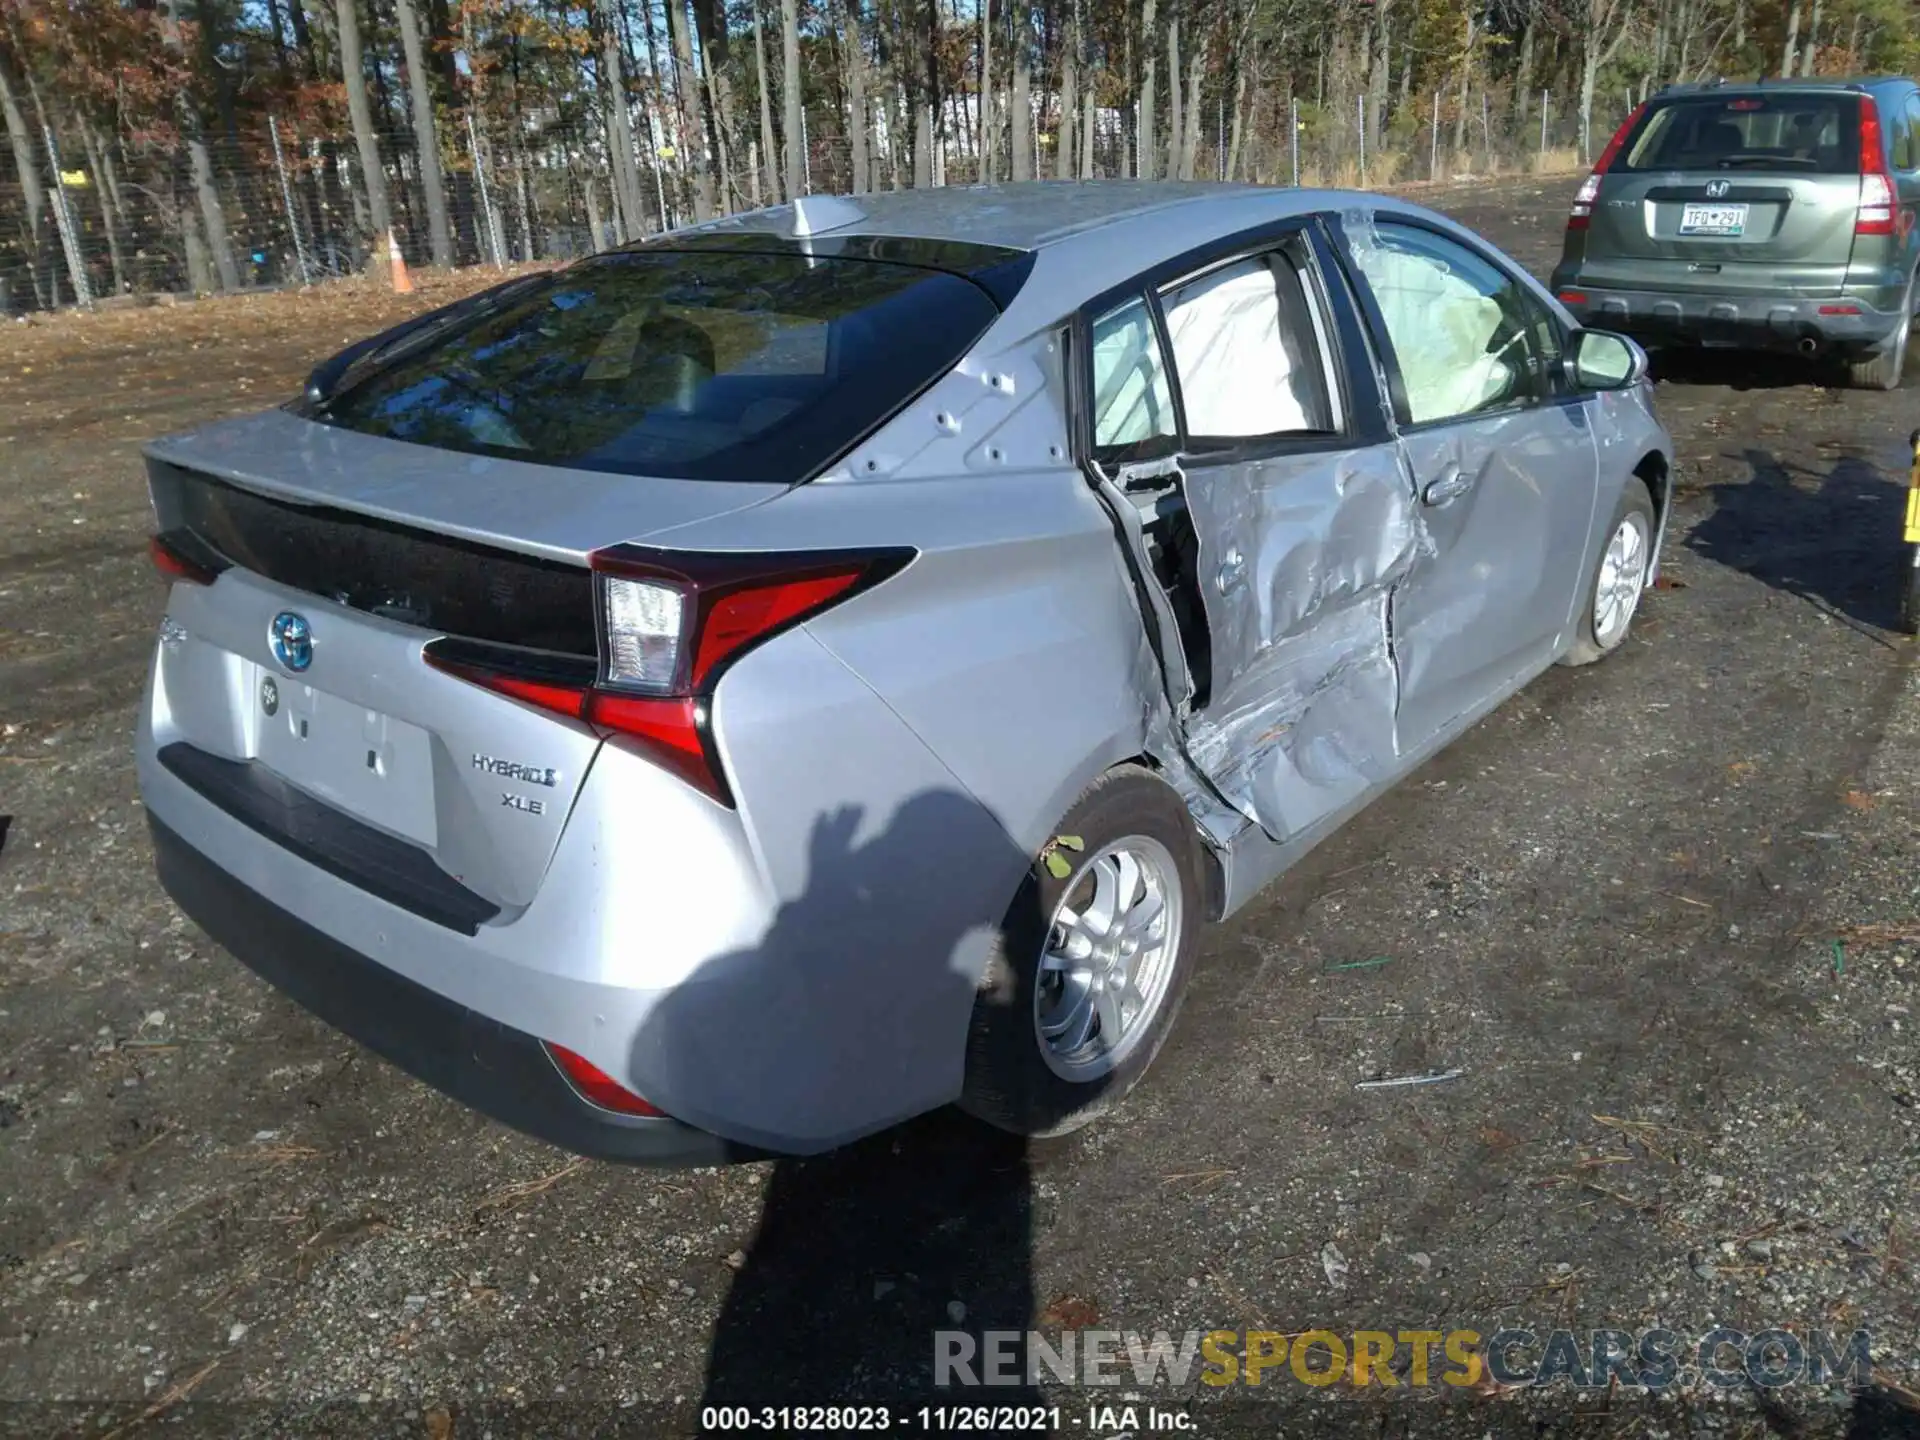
[[385, 228, 414, 295]]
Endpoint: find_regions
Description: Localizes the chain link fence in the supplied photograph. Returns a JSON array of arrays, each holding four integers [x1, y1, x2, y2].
[[1, 91, 1596, 315]]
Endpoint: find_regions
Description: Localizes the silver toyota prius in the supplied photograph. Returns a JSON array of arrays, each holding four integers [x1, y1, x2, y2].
[[136, 182, 1673, 1164]]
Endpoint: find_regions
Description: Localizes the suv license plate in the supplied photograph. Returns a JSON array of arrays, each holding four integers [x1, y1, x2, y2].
[[1679, 202, 1748, 236]]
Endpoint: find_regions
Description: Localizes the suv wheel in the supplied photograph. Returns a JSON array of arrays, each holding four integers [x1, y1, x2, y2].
[[1848, 278, 1915, 391]]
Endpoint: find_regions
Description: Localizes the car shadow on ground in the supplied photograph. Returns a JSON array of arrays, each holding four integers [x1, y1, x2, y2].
[[1685, 447, 1911, 633], [1650, 348, 1848, 392], [626, 791, 1074, 1420]]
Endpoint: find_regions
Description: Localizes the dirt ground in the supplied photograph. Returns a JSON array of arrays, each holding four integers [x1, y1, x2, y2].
[[3, 183, 1920, 1440]]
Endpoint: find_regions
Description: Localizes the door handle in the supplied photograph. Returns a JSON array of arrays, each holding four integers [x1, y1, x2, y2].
[[1422, 464, 1472, 507]]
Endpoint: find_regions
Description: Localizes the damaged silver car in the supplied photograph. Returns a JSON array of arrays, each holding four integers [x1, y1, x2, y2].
[[136, 183, 1672, 1163]]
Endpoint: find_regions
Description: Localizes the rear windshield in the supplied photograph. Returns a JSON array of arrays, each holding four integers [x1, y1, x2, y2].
[[313, 250, 1004, 482], [1620, 93, 1862, 173]]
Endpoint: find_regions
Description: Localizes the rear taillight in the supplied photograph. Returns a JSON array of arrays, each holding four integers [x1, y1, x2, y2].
[[1568, 104, 1646, 231], [544, 1042, 664, 1117], [148, 534, 219, 586], [1857, 98, 1895, 234], [424, 546, 911, 803]]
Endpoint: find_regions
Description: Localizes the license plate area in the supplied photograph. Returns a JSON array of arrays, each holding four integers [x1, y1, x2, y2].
[[251, 664, 438, 847], [1679, 202, 1748, 237]]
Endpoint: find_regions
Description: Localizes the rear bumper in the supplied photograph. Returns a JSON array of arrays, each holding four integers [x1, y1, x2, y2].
[[1551, 278, 1905, 353], [149, 811, 750, 1166]]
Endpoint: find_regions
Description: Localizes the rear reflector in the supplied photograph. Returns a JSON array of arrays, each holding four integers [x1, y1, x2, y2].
[[149, 534, 220, 586], [544, 1043, 664, 1117], [1558, 290, 1589, 305], [1818, 304, 1863, 316]]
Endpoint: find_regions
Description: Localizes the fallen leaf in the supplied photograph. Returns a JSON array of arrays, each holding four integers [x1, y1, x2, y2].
[[1728, 761, 1755, 779], [1037, 1294, 1101, 1328], [1843, 790, 1875, 811], [1477, 1126, 1522, 1151], [425, 1405, 454, 1440]]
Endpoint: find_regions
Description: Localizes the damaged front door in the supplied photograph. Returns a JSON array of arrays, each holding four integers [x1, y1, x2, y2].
[[1085, 227, 1426, 843], [1334, 214, 1601, 752]]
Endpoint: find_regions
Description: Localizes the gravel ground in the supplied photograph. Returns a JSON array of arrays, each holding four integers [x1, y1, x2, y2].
[[2, 183, 1919, 1440]]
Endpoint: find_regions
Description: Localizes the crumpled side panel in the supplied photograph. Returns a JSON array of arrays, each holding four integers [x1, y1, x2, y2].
[[1179, 440, 1430, 842]]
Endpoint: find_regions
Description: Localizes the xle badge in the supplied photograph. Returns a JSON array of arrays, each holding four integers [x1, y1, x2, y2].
[[502, 793, 546, 816], [260, 676, 280, 717]]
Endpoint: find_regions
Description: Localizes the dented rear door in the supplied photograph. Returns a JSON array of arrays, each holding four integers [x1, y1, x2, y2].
[[1086, 223, 1422, 843]]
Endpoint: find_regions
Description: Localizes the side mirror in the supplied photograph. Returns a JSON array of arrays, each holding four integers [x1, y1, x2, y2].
[[1568, 328, 1648, 390]]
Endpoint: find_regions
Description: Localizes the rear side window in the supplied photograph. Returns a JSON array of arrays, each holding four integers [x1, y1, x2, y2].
[[314, 250, 1004, 482], [1159, 252, 1336, 445], [1620, 94, 1862, 173]]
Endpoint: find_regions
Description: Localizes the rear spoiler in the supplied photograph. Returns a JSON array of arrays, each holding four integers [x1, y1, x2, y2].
[[300, 270, 557, 407]]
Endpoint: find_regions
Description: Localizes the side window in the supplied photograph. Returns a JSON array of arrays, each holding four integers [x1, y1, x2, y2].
[[1902, 96, 1920, 171], [1158, 250, 1337, 446], [1890, 99, 1916, 171], [1088, 296, 1177, 457], [1342, 218, 1547, 426]]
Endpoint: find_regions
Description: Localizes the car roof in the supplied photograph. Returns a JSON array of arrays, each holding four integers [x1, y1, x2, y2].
[[652, 182, 1386, 331], [667, 180, 1277, 253], [1652, 76, 1910, 97]]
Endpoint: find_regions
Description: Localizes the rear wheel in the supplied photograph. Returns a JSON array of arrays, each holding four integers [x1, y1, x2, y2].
[[1848, 279, 1914, 391], [1560, 477, 1656, 667], [959, 765, 1204, 1138]]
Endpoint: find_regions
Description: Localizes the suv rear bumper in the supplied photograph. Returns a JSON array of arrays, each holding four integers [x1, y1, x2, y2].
[[1552, 280, 1904, 354], [149, 811, 752, 1166]]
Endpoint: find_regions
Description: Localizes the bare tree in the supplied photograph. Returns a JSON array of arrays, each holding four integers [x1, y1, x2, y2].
[[593, 0, 646, 239], [393, 0, 452, 264], [1139, 0, 1158, 179], [752, 0, 781, 203], [335, 0, 393, 248], [844, 0, 871, 193], [980, 0, 994, 182], [1576, 0, 1635, 160], [667, 0, 715, 219], [1782, 0, 1801, 75], [162, 0, 241, 289], [781, 0, 804, 196], [0, 38, 51, 307], [1011, 0, 1032, 179]]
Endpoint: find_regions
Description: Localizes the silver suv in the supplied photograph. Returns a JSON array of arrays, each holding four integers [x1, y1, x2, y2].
[[1552, 77, 1920, 388]]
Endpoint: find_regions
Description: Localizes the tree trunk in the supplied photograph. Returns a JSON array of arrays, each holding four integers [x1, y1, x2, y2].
[[595, 0, 646, 239], [1800, 0, 1820, 74], [0, 41, 51, 308], [1166, 15, 1181, 179], [1010, 0, 1032, 180], [979, 0, 994, 181], [752, 0, 781, 203], [394, 0, 453, 265], [845, 0, 870, 192], [1080, 84, 1096, 177], [1225, 46, 1250, 179], [337, 0, 394, 244], [1781, 0, 1800, 76], [668, 0, 715, 218], [1512, 7, 1535, 121], [1369, 0, 1392, 146], [924, 0, 942, 183], [1055, 3, 1077, 180], [80, 120, 128, 296], [780, 0, 805, 196], [1181, 38, 1203, 177], [181, 186, 216, 294], [1138, 0, 1158, 179]]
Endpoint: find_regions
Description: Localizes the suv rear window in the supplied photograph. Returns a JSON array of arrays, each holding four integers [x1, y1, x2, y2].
[[313, 250, 1005, 482], [1620, 93, 1862, 173]]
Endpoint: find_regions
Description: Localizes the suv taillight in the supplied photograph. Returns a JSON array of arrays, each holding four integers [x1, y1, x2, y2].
[[1568, 104, 1647, 231], [425, 547, 912, 803], [1857, 95, 1895, 235]]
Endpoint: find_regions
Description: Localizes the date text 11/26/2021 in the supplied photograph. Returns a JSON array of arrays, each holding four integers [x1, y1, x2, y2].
[[699, 1405, 1196, 1431]]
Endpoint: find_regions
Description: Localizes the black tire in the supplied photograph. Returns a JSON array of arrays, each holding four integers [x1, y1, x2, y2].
[[1559, 476, 1657, 668], [1901, 545, 1920, 636], [1848, 280, 1914, 391], [958, 764, 1205, 1139]]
